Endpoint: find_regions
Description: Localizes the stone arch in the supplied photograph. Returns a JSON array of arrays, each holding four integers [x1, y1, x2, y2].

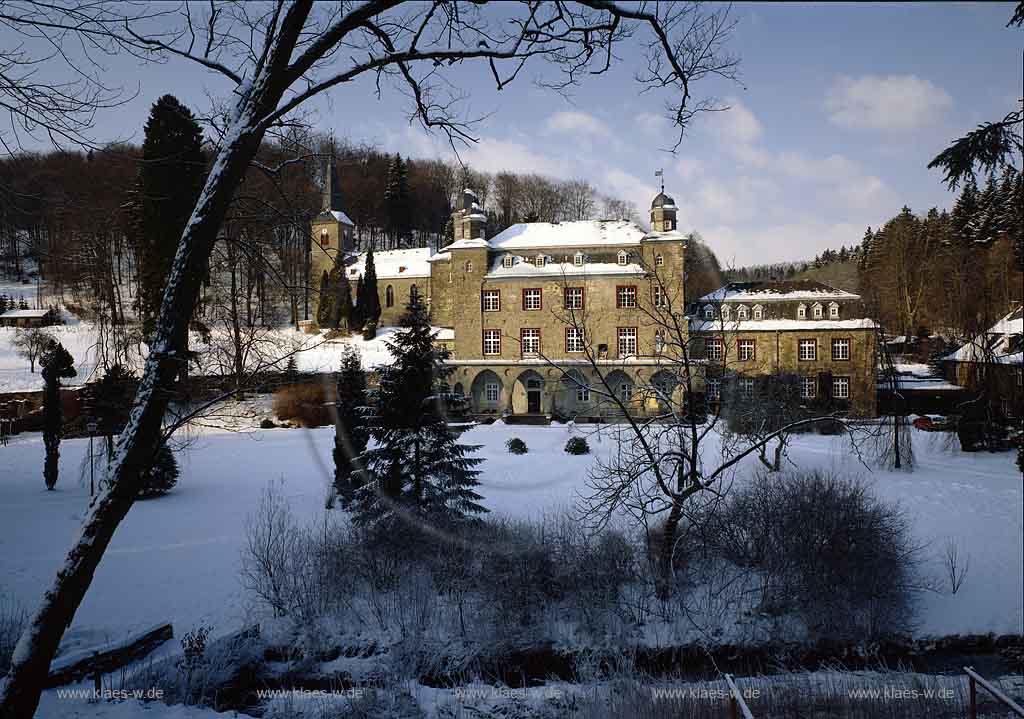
[[557, 368, 592, 416], [648, 369, 679, 413], [512, 368, 548, 415], [470, 370, 505, 415], [453, 382, 465, 397], [604, 369, 635, 414]]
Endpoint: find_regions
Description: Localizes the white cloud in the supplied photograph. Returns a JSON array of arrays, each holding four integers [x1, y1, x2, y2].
[[675, 157, 703, 180], [719, 99, 763, 144], [545, 110, 610, 137], [825, 74, 952, 130]]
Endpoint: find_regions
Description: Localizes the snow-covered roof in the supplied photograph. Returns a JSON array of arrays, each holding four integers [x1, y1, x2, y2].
[[442, 237, 489, 250], [642, 229, 689, 243], [316, 209, 353, 225], [944, 306, 1024, 365], [690, 318, 877, 332], [700, 281, 859, 303], [0, 309, 50, 318], [486, 256, 646, 279], [433, 327, 455, 341], [488, 220, 645, 250], [346, 247, 432, 279]]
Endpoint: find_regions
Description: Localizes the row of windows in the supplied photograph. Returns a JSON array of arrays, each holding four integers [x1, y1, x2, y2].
[[482, 327, 639, 357], [705, 337, 852, 362], [383, 284, 418, 308], [703, 302, 841, 321], [705, 376, 851, 401], [496, 250, 660, 270], [481, 285, 663, 312]]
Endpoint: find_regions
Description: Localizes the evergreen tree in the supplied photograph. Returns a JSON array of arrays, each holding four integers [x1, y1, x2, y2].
[[284, 356, 299, 384], [950, 178, 979, 245], [968, 174, 1000, 246], [354, 295, 485, 532], [137, 444, 179, 498], [383, 154, 411, 246], [130, 95, 206, 337], [41, 342, 76, 490], [316, 269, 331, 326], [333, 346, 367, 506], [350, 275, 365, 332], [362, 244, 381, 328], [88, 364, 136, 461]]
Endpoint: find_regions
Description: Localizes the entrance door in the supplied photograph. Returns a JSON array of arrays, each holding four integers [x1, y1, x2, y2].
[[527, 379, 542, 413]]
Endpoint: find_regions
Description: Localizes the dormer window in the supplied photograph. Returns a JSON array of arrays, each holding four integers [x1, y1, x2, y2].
[[703, 305, 714, 320], [464, 260, 473, 273], [829, 302, 840, 319], [617, 250, 628, 266], [721, 306, 731, 322], [536, 254, 546, 267], [736, 305, 749, 321], [797, 304, 807, 319], [502, 255, 514, 269], [752, 305, 763, 321], [812, 303, 823, 319], [655, 254, 664, 267], [574, 252, 584, 267]]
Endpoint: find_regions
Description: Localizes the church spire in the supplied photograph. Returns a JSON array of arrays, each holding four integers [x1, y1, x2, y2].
[[322, 150, 343, 213]]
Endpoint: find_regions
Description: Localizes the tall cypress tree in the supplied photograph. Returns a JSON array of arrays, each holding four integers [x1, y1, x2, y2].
[[362, 244, 381, 328], [333, 346, 367, 507], [131, 95, 205, 337], [41, 342, 76, 490], [350, 275, 365, 332], [353, 295, 485, 533]]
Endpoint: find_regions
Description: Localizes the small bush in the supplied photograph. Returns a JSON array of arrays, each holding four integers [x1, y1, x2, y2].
[[565, 436, 590, 455], [0, 593, 27, 676], [259, 418, 276, 429], [273, 383, 330, 427], [137, 444, 179, 498], [505, 437, 528, 454]]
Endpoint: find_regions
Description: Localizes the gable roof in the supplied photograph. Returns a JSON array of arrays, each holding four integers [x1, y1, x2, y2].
[[699, 280, 860, 303], [488, 220, 645, 250]]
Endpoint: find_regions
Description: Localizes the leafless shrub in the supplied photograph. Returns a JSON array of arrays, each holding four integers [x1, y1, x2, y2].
[[272, 383, 330, 427], [0, 593, 27, 677], [943, 538, 970, 595], [240, 480, 305, 618]]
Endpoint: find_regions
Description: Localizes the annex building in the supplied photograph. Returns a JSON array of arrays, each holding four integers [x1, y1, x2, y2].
[[309, 176, 878, 419]]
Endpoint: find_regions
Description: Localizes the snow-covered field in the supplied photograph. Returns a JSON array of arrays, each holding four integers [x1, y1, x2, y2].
[[1, 421, 1020, 657]]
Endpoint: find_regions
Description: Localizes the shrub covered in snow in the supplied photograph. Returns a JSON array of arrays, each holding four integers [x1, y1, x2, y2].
[[505, 437, 528, 454], [564, 436, 590, 455]]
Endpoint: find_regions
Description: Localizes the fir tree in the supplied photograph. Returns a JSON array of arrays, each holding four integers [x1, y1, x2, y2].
[[41, 342, 76, 490], [350, 275, 365, 332], [284, 356, 299, 384], [968, 174, 1000, 246], [354, 295, 485, 532], [137, 444, 179, 498], [950, 178, 979, 245], [130, 95, 206, 337], [88, 364, 135, 460], [383, 154, 411, 246], [333, 346, 367, 506], [362, 243, 381, 329]]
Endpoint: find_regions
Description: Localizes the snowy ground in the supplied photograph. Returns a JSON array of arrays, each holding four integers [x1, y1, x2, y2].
[[1, 421, 1020, 654]]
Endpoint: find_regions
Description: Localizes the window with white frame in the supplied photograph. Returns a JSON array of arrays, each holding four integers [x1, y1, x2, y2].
[[576, 384, 590, 402], [502, 255, 514, 268], [812, 303, 823, 319], [617, 250, 628, 265], [706, 379, 721, 401], [829, 302, 840, 319], [655, 254, 664, 267], [798, 339, 817, 361], [738, 339, 756, 361], [464, 260, 473, 272], [832, 376, 850, 399], [574, 252, 584, 267], [654, 330, 666, 353], [706, 337, 724, 361], [736, 305, 749, 320], [616, 286, 637, 308], [483, 329, 501, 355], [523, 288, 542, 310], [703, 305, 714, 320], [832, 338, 850, 361], [536, 254, 546, 267], [752, 305, 763, 320], [800, 376, 816, 399], [485, 382, 500, 402], [653, 285, 667, 308], [564, 287, 584, 310], [619, 381, 633, 401], [482, 289, 500, 312], [521, 328, 540, 356], [617, 327, 637, 357], [739, 378, 755, 398], [797, 303, 807, 319], [566, 327, 585, 353], [721, 306, 731, 321]]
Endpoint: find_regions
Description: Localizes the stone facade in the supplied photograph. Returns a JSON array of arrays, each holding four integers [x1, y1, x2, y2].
[[311, 187, 881, 419]]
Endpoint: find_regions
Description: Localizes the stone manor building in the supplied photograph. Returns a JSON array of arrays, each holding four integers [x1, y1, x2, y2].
[[310, 180, 878, 419]]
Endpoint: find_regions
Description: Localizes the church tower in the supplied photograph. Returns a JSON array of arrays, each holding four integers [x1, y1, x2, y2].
[[309, 155, 355, 327], [450, 188, 487, 242], [650, 190, 678, 233]]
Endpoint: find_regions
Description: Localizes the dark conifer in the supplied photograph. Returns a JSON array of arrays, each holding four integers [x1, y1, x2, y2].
[[41, 342, 76, 490]]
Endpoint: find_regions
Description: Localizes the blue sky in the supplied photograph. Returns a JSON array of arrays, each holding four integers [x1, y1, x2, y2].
[[9, 2, 1022, 265]]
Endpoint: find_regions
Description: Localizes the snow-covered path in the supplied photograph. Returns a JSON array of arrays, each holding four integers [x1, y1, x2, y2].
[[0, 423, 1020, 661]]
